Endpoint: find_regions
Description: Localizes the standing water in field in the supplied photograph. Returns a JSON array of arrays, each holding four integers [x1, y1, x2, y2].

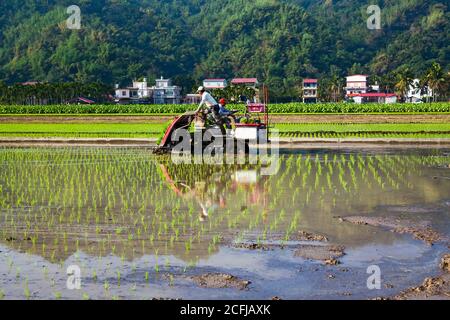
[[0, 147, 449, 300]]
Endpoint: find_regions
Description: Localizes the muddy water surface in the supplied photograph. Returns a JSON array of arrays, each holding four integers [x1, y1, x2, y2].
[[0, 147, 449, 299]]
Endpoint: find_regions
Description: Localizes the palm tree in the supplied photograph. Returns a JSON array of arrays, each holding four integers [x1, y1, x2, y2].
[[379, 73, 396, 94], [417, 77, 431, 103], [317, 79, 330, 102], [424, 62, 447, 102], [395, 69, 414, 102], [329, 74, 342, 102]]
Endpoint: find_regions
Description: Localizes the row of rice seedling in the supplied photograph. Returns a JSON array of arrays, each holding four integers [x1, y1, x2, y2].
[[278, 132, 450, 138], [274, 123, 450, 138], [0, 148, 448, 298], [1, 148, 448, 260]]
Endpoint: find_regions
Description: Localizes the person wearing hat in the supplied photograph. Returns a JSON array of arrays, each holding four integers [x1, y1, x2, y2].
[[196, 86, 219, 113], [218, 98, 232, 116]]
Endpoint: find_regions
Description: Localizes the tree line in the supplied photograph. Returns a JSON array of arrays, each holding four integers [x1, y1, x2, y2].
[[0, 82, 112, 105]]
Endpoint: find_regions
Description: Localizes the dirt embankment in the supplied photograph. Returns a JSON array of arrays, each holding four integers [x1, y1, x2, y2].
[[1, 114, 450, 124]]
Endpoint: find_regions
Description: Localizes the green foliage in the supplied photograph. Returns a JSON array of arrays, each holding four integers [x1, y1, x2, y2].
[[0, 104, 197, 114], [0, 82, 112, 104], [267, 103, 450, 113], [1, 103, 449, 114], [0, 0, 448, 99], [210, 85, 256, 103]]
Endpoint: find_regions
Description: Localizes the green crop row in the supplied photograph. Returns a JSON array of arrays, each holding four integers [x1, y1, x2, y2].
[[0, 102, 450, 114], [268, 102, 450, 113], [278, 132, 450, 139]]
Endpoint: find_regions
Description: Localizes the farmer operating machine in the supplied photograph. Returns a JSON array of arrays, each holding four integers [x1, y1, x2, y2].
[[154, 85, 270, 154]]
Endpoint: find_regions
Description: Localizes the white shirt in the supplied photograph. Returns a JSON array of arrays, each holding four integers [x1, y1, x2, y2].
[[198, 92, 218, 110]]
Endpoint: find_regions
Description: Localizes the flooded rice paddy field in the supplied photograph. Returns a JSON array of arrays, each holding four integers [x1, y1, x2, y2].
[[0, 147, 449, 300]]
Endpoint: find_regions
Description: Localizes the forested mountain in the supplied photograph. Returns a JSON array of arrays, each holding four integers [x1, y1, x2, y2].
[[0, 0, 448, 97]]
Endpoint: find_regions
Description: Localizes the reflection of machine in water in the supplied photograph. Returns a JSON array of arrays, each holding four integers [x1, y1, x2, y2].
[[158, 162, 269, 223]]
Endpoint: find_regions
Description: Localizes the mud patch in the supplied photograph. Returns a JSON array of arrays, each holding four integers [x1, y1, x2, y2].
[[340, 216, 443, 245], [441, 254, 450, 272], [392, 275, 450, 300], [233, 243, 274, 251], [191, 273, 251, 290], [292, 230, 328, 242], [294, 245, 345, 265]]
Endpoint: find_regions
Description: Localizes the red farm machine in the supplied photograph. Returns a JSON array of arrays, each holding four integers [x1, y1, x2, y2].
[[154, 85, 270, 154]]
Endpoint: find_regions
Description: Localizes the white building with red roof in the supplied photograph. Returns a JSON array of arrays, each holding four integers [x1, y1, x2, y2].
[[303, 78, 318, 103], [348, 93, 397, 104], [345, 75, 368, 96]]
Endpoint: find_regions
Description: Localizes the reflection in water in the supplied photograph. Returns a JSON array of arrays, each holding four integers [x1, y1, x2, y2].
[[0, 147, 449, 266]]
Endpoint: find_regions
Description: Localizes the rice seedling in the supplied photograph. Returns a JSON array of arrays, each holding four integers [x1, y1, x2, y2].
[[23, 279, 30, 300], [104, 280, 110, 292], [0, 147, 448, 299], [117, 271, 121, 287]]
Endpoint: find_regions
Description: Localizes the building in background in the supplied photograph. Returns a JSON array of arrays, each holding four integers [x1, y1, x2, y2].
[[203, 79, 228, 90], [132, 78, 153, 99], [184, 94, 202, 104], [115, 78, 152, 104], [369, 83, 380, 93], [348, 93, 397, 104], [115, 77, 182, 104], [345, 75, 368, 97], [302, 79, 318, 103], [114, 86, 140, 104], [231, 78, 260, 102], [407, 79, 432, 103], [231, 78, 259, 88], [152, 77, 182, 104]]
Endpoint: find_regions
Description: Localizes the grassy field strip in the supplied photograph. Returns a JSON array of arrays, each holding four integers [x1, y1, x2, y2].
[[0, 123, 165, 138], [0, 123, 165, 133]]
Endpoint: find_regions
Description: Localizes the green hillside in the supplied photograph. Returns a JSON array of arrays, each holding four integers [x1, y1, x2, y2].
[[0, 0, 448, 97]]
